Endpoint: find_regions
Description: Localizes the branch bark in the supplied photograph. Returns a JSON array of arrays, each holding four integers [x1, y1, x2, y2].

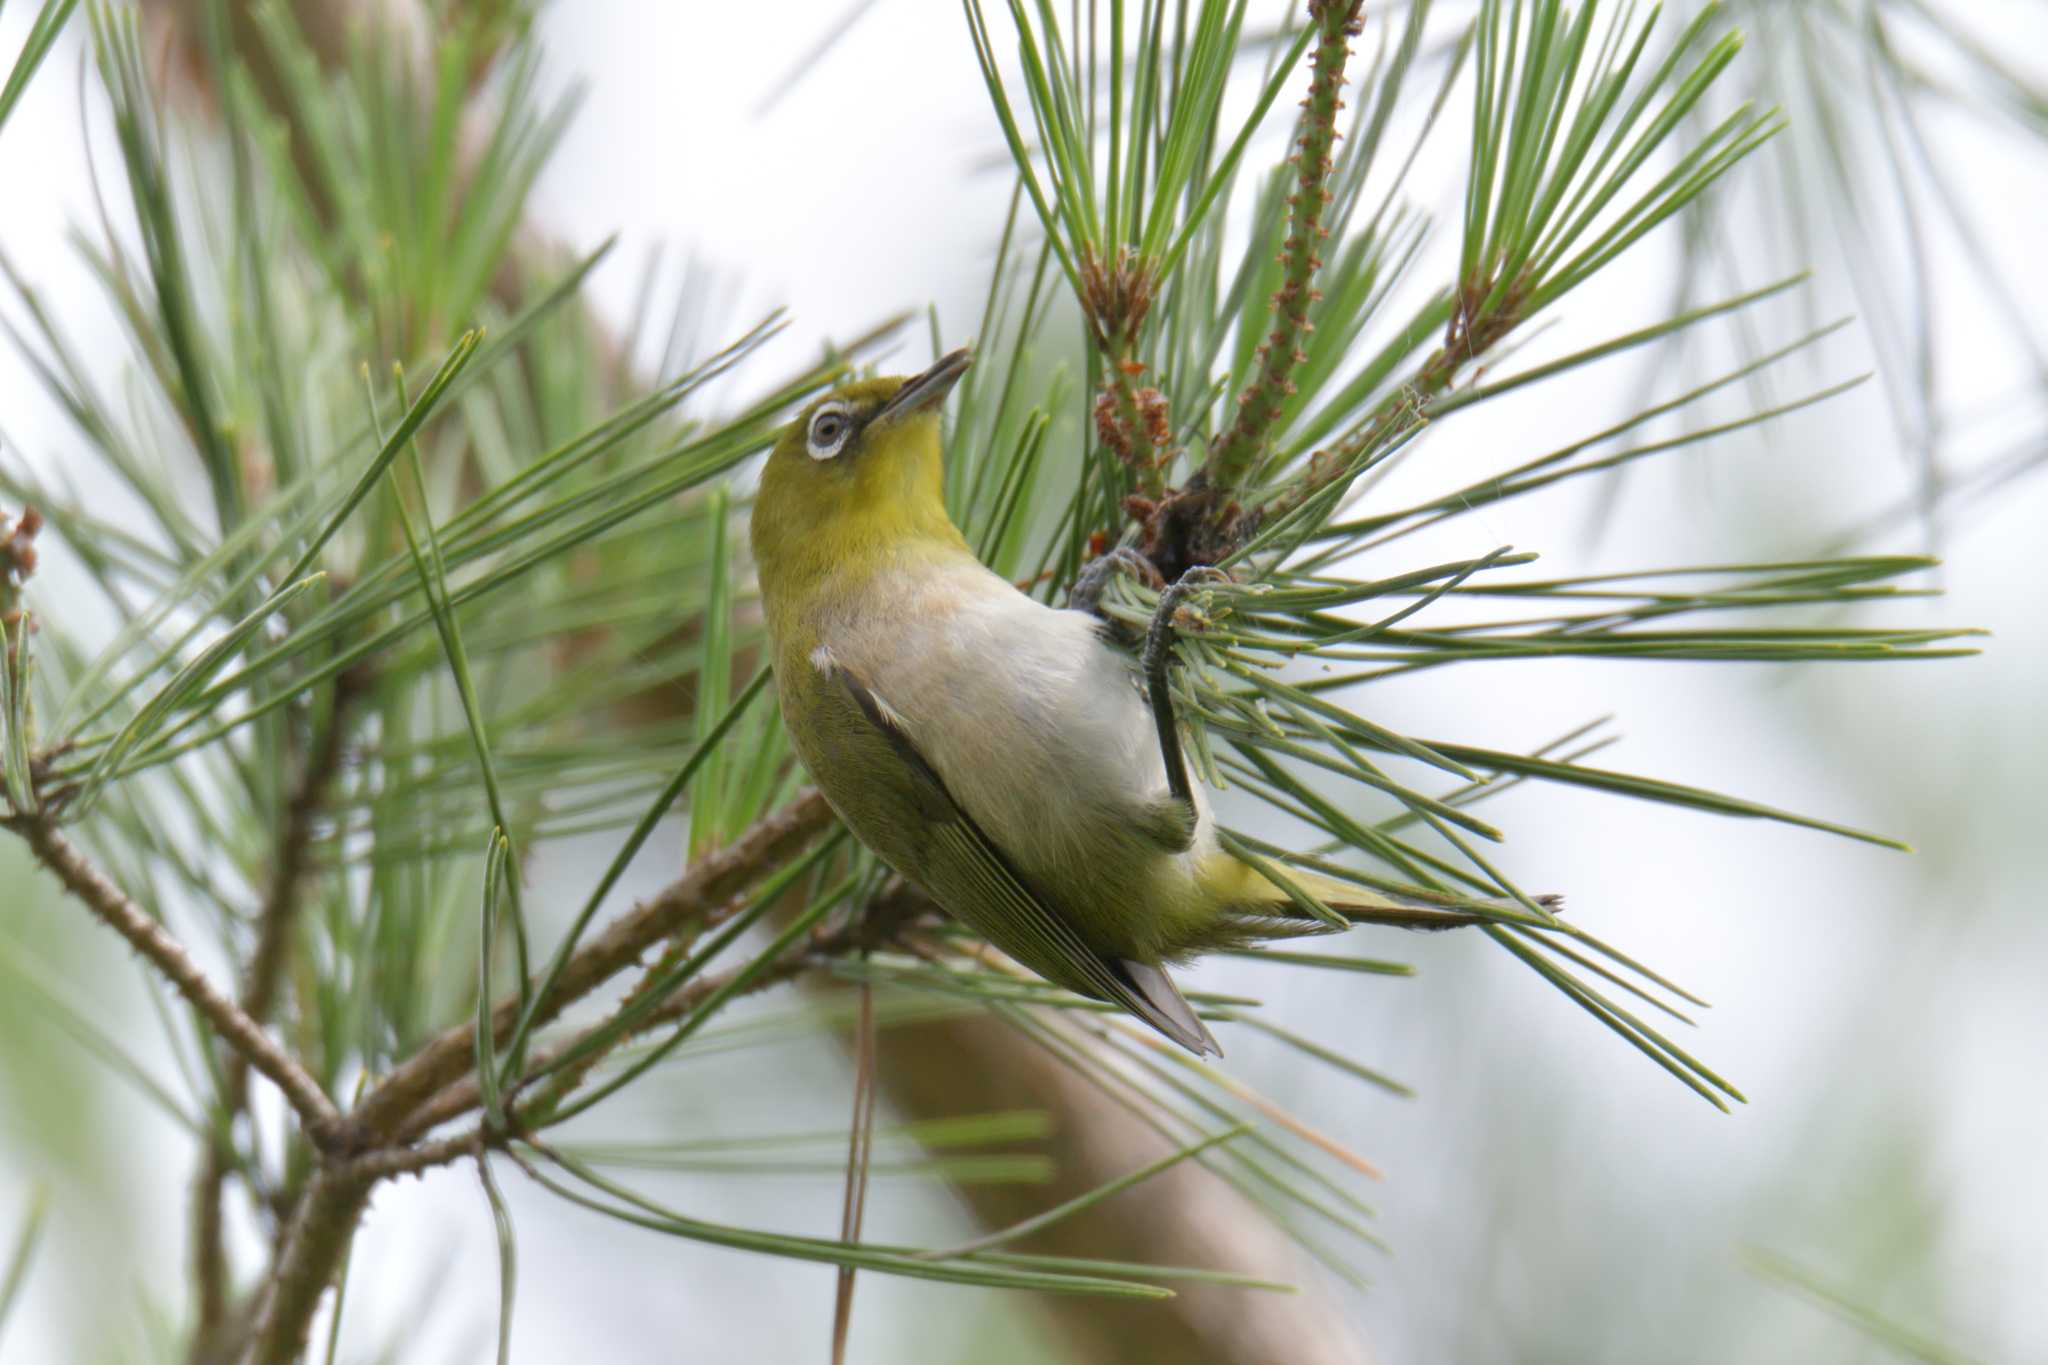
[[397, 878, 927, 1143], [192, 670, 362, 1359], [237, 1169, 372, 1365], [1206, 2, 1366, 496], [222, 788, 835, 1360], [12, 818, 342, 1135], [341, 787, 832, 1145]]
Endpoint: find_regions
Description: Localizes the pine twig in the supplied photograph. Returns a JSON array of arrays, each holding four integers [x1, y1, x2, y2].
[[394, 881, 928, 1142], [8, 817, 343, 1137], [397, 892, 762, 1139], [1205, 0, 1365, 495], [225, 795, 860, 1363], [192, 667, 364, 1359], [340, 788, 834, 1145], [331, 1129, 487, 1184], [257, 892, 930, 1207], [237, 1169, 372, 1365], [240, 669, 364, 1045]]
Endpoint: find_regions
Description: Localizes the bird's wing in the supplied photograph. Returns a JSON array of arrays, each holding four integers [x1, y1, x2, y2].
[[831, 661, 1219, 1056]]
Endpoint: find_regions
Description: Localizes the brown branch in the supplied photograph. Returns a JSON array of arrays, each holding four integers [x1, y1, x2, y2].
[[304, 892, 928, 1182], [233, 797, 853, 1362], [392, 895, 756, 1141], [11, 818, 342, 1135], [332, 1129, 486, 1184], [394, 879, 929, 1143], [1263, 293, 1518, 523], [339, 788, 833, 1146], [1205, 1, 1366, 496], [236, 1168, 372, 1365], [241, 671, 362, 1044], [317, 888, 929, 1178], [192, 669, 363, 1358]]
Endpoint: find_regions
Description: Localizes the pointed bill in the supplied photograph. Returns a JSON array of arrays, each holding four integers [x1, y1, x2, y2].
[[874, 347, 972, 424]]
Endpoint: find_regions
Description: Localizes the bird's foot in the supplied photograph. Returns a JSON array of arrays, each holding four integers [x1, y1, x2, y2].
[[1067, 546, 1163, 622], [1140, 565, 1234, 813]]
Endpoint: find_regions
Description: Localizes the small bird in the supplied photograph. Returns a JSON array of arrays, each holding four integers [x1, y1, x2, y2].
[[751, 349, 1473, 1056]]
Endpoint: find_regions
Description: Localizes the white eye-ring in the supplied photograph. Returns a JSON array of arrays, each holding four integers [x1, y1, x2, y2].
[[807, 402, 854, 461]]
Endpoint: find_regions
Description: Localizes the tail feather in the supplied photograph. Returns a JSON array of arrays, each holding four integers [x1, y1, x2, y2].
[[1266, 867, 1562, 932], [1114, 958, 1223, 1057]]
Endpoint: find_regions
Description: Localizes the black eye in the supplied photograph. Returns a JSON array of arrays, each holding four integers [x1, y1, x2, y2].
[[807, 404, 853, 461]]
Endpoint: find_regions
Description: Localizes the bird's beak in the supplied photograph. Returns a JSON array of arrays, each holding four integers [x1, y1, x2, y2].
[[875, 347, 972, 424]]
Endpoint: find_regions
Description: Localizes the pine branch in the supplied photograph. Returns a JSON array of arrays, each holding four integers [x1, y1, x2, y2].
[[212, 876, 920, 1360], [191, 663, 364, 1359], [6, 817, 342, 1137], [340, 788, 834, 1145], [238, 1168, 372, 1365], [157, 789, 832, 1361], [241, 669, 363, 1048], [394, 880, 927, 1142], [1205, 0, 1365, 496], [331, 1129, 487, 1185]]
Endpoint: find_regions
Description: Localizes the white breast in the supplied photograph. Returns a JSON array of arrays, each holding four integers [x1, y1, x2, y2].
[[822, 556, 1186, 874]]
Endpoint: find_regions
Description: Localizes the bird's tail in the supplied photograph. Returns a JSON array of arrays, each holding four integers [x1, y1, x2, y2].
[[1208, 855, 1560, 940], [1113, 958, 1223, 1057], [1281, 867, 1521, 930]]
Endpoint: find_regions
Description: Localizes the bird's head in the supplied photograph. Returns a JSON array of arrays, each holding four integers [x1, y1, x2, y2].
[[751, 348, 973, 601]]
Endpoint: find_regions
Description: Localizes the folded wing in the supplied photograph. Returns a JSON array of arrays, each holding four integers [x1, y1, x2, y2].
[[833, 662, 1220, 1057]]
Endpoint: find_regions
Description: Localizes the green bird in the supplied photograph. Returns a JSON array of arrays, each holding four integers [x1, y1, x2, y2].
[[751, 349, 1473, 1056]]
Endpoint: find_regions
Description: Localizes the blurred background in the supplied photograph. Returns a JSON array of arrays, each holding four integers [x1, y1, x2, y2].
[[2, 2, 2043, 1361]]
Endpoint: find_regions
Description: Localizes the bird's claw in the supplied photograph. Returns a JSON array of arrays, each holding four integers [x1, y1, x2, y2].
[[1067, 546, 1162, 621], [1140, 566, 1235, 812], [1148, 565, 1234, 638]]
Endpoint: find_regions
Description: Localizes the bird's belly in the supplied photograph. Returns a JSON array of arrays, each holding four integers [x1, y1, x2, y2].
[[823, 574, 1215, 959]]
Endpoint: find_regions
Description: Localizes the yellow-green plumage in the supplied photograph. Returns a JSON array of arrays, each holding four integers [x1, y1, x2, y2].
[[750, 352, 1407, 1056]]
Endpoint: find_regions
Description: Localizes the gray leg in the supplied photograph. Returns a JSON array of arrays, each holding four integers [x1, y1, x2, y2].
[[1067, 546, 1158, 619], [1141, 568, 1228, 812]]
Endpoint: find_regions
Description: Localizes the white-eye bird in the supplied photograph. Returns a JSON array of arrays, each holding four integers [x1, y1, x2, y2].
[[750, 349, 1472, 1056]]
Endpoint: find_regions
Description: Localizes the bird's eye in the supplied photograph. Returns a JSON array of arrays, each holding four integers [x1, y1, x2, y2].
[[807, 404, 853, 461]]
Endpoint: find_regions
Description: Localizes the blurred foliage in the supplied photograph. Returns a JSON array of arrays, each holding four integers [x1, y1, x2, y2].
[[1605, 0, 2048, 541]]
